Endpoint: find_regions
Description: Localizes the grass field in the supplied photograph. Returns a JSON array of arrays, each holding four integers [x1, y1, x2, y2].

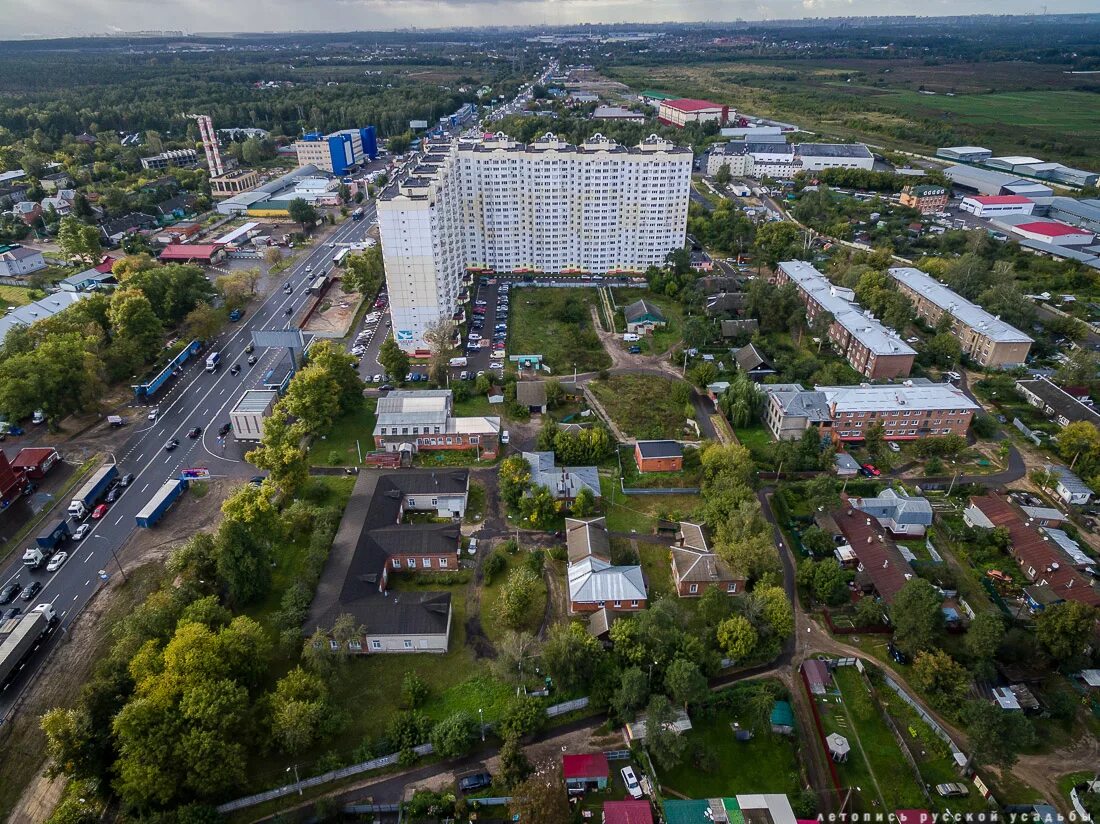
[[0, 284, 34, 308], [307, 398, 377, 466], [508, 287, 611, 374], [610, 288, 684, 355], [600, 474, 699, 535], [589, 374, 690, 440], [479, 550, 548, 647]]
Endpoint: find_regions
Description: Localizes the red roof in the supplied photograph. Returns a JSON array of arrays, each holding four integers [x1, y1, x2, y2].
[[663, 98, 724, 112], [969, 195, 1032, 205], [834, 500, 915, 604], [1016, 221, 1091, 237], [562, 752, 609, 780], [94, 255, 118, 273], [605, 800, 654, 824], [159, 243, 223, 261], [11, 447, 58, 469], [970, 495, 1100, 607]]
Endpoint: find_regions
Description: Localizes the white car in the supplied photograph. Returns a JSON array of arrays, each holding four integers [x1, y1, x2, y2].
[[888, 442, 901, 453], [32, 409, 45, 425], [147, 407, 159, 422], [352, 347, 368, 356], [73, 523, 92, 540], [372, 374, 382, 383], [47, 551, 69, 572], [621, 766, 643, 799], [501, 430, 510, 444]]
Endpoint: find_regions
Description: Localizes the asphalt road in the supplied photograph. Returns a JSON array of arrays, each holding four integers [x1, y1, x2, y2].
[[0, 207, 379, 721]]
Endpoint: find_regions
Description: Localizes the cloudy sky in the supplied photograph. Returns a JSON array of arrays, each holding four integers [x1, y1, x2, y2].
[[3, 0, 1093, 39]]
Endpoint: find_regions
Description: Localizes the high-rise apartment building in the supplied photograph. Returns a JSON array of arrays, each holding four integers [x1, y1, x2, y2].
[[378, 132, 692, 352]]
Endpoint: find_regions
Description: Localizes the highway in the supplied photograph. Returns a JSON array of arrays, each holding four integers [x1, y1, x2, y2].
[[0, 203, 378, 721]]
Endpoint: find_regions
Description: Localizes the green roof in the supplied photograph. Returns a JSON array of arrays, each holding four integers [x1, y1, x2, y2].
[[724, 799, 745, 824], [641, 90, 677, 100], [770, 700, 794, 727], [663, 800, 712, 824]]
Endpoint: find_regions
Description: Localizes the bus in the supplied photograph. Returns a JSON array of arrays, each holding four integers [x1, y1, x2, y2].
[[351, 207, 365, 221], [332, 248, 350, 267]]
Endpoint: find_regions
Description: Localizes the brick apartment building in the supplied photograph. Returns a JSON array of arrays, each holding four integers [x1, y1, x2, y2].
[[373, 390, 501, 458], [776, 261, 915, 379], [899, 184, 948, 215], [888, 267, 1033, 367]]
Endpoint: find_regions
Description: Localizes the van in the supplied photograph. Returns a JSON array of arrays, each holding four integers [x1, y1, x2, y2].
[[623, 333, 641, 342], [449, 357, 468, 368], [107, 415, 125, 427], [621, 766, 643, 799], [32, 410, 45, 425]]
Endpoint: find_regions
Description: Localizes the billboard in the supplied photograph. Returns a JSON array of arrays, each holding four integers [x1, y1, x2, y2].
[[181, 468, 211, 480], [409, 120, 429, 130]]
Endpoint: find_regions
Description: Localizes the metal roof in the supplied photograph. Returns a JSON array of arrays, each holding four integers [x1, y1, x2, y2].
[[819, 382, 980, 414], [796, 142, 872, 159], [232, 389, 279, 414], [636, 440, 683, 459]]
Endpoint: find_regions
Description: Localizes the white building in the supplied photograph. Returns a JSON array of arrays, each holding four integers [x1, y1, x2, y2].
[[0, 245, 46, 277], [795, 143, 874, 172], [378, 132, 692, 352], [1011, 220, 1095, 247], [140, 149, 198, 170], [959, 195, 1036, 218]]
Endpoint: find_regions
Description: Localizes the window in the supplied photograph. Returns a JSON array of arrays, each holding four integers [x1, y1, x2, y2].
[[440, 557, 448, 568], [689, 583, 698, 594], [392, 558, 402, 569], [371, 640, 382, 650], [630, 600, 639, 608], [613, 600, 622, 608], [727, 582, 738, 593], [403, 640, 413, 650], [422, 558, 431, 568], [328, 639, 339, 651], [348, 640, 362, 651]]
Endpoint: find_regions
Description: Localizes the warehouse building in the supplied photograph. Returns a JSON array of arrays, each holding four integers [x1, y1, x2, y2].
[[795, 143, 874, 171], [888, 267, 1033, 367], [657, 98, 729, 128], [1011, 220, 1095, 247], [944, 165, 1053, 198], [591, 106, 645, 123], [937, 146, 993, 163], [215, 165, 321, 215], [986, 155, 1045, 173], [776, 260, 915, 379], [1032, 197, 1100, 234], [959, 194, 1035, 218], [294, 127, 378, 175]]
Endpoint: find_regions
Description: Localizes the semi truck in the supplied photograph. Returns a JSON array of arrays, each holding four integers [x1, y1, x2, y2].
[[351, 207, 365, 221], [0, 603, 58, 690], [23, 519, 71, 567], [68, 464, 120, 520], [135, 478, 188, 528], [205, 351, 221, 372]]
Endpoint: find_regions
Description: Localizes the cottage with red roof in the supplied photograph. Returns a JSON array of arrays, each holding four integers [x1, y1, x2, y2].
[[1011, 221, 1095, 247], [158, 243, 225, 264], [605, 800, 655, 824], [657, 99, 729, 128], [959, 195, 1035, 218], [563, 752, 609, 791]]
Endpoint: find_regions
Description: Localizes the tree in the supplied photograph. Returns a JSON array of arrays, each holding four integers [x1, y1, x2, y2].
[[496, 567, 540, 630], [498, 695, 546, 740], [491, 630, 541, 684], [215, 519, 271, 605], [58, 216, 102, 265], [1036, 601, 1097, 666], [801, 525, 835, 557], [801, 558, 849, 605], [964, 612, 1004, 679], [343, 244, 385, 296], [245, 402, 308, 494], [429, 711, 479, 759], [714, 164, 732, 187], [853, 596, 887, 628], [402, 672, 429, 709], [499, 455, 533, 508], [287, 198, 319, 232], [306, 340, 365, 412], [378, 336, 410, 383], [806, 474, 840, 511], [544, 378, 564, 408], [518, 485, 559, 529], [863, 422, 886, 460], [911, 649, 970, 711], [542, 621, 605, 691], [215, 271, 252, 310], [571, 486, 597, 517], [716, 615, 758, 661], [1055, 347, 1100, 386], [961, 700, 1037, 770], [890, 578, 943, 656], [924, 332, 962, 369], [753, 221, 801, 271], [509, 761, 570, 824], [423, 317, 457, 384], [497, 736, 531, 790], [1057, 420, 1100, 467], [184, 302, 224, 342], [221, 483, 281, 547], [749, 585, 794, 642], [263, 246, 283, 267], [612, 667, 650, 720], [267, 667, 333, 755], [665, 658, 707, 709], [645, 694, 688, 769], [282, 364, 341, 434]]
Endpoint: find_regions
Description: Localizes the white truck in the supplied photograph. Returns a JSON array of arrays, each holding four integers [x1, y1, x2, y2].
[[449, 357, 468, 368], [0, 603, 58, 690], [205, 351, 221, 372]]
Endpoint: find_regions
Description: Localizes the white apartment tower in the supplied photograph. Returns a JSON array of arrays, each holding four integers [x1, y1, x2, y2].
[[378, 132, 692, 352]]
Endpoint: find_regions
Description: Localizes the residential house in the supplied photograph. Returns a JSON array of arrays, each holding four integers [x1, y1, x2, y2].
[[39, 171, 73, 193], [1045, 465, 1094, 506], [704, 292, 746, 317], [516, 381, 548, 414], [835, 453, 861, 477], [720, 318, 760, 338], [0, 291, 89, 341], [669, 522, 744, 597], [41, 189, 78, 217], [624, 299, 667, 335], [0, 244, 46, 277], [12, 201, 41, 225], [563, 753, 609, 791], [523, 451, 599, 502], [566, 517, 647, 613], [802, 659, 833, 695], [899, 184, 948, 215], [305, 470, 470, 653], [155, 194, 198, 218], [734, 343, 775, 381], [604, 800, 654, 824], [833, 503, 918, 604], [374, 390, 500, 459], [1016, 377, 1100, 429], [634, 440, 683, 473], [761, 384, 833, 441], [99, 212, 157, 245], [0, 184, 30, 209], [849, 488, 933, 537]]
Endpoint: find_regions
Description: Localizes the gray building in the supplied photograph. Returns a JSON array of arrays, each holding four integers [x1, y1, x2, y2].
[[850, 488, 934, 537], [762, 383, 832, 440], [937, 146, 993, 163], [944, 165, 1053, 198], [0, 245, 46, 277], [523, 451, 600, 501]]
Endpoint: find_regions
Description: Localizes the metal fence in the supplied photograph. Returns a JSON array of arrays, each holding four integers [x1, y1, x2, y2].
[[546, 696, 589, 717], [344, 803, 401, 814], [621, 486, 700, 496], [882, 674, 965, 762], [466, 797, 513, 806]]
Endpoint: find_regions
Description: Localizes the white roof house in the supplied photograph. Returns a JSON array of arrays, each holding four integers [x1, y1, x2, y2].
[[523, 451, 599, 501], [818, 383, 980, 415], [0, 291, 89, 341], [565, 516, 646, 612], [849, 488, 934, 536]]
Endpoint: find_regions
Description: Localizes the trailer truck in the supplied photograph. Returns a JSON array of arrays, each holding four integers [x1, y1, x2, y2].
[[68, 464, 120, 520], [22, 520, 71, 568], [135, 478, 188, 528], [0, 603, 58, 690]]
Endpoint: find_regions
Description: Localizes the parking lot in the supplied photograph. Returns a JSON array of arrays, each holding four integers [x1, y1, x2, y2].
[[460, 277, 508, 381]]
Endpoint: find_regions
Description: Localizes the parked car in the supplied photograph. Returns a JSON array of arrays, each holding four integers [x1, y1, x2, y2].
[[936, 783, 969, 798], [860, 463, 881, 477], [628, 345, 641, 354], [92, 503, 109, 519], [457, 770, 492, 793], [21, 581, 42, 601], [888, 442, 900, 453], [501, 430, 510, 444], [887, 643, 909, 664], [467, 537, 478, 555], [73, 524, 92, 541], [47, 552, 69, 573], [219, 423, 232, 437], [621, 766, 644, 800], [248, 476, 265, 487]]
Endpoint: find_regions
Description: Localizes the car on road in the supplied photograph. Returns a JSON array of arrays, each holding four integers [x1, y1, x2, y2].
[[187, 427, 202, 439], [372, 374, 382, 383], [628, 345, 641, 354], [468, 334, 481, 341], [2, 607, 20, 620], [379, 384, 393, 392], [474, 299, 487, 306], [352, 347, 367, 356], [119, 473, 135, 488], [245, 342, 255, 354], [0, 582, 22, 604], [501, 430, 510, 444], [621, 766, 643, 799], [219, 423, 232, 437], [92, 503, 109, 519], [860, 463, 881, 477], [164, 438, 180, 452], [457, 770, 492, 793], [887, 642, 909, 664], [47, 552, 69, 573], [106, 486, 121, 503], [459, 371, 470, 381], [230, 363, 241, 376], [936, 783, 969, 798], [247, 354, 258, 366], [148, 407, 159, 422], [21, 581, 42, 601], [73, 524, 92, 541]]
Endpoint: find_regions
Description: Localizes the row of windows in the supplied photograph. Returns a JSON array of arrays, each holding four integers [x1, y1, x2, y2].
[[840, 409, 968, 417], [392, 556, 450, 569], [329, 639, 434, 651]]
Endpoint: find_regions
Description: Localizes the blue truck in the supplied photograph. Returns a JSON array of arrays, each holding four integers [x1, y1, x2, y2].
[[36, 519, 71, 551], [68, 465, 120, 520], [135, 478, 188, 528]]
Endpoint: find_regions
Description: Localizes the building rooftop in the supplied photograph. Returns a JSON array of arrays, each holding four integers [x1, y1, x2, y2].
[[966, 195, 1034, 205], [232, 389, 279, 414], [796, 142, 872, 159], [1016, 221, 1093, 238], [850, 488, 933, 527], [636, 440, 683, 459], [1047, 464, 1094, 497], [624, 298, 667, 323], [1017, 378, 1100, 427], [834, 503, 916, 603], [888, 267, 1033, 344], [763, 383, 833, 423], [663, 98, 725, 112], [818, 382, 980, 414], [563, 752, 609, 779], [524, 451, 600, 500]]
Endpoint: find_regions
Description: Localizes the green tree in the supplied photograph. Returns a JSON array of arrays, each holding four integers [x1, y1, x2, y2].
[[961, 700, 1037, 770], [1036, 601, 1097, 666], [518, 485, 559, 529], [215, 518, 272, 606], [245, 402, 308, 494], [854, 596, 886, 627], [645, 694, 688, 769], [496, 567, 540, 630], [58, 216, 102, 265], [282, 363, 341, 434], [509, 761, 570, 824], [716, 615, 758, 661], [924, 332, 963, 369], [911, 649, 970, 712], [714, 164, 732, 187], [287, 198, 319, 232], [497, 736, 531, 790], [378, 336, 410, 383], [750, 585, 794, 642], [571, 486, 597, 517], [806, 474, 840, 512], [267, 666, 333, 755], [664, 658, 707, 709], [964, 612, 1004, 679], [402, 672, 429, 709], [108, 287, 163, 355], [499, 454, 533, 508], [423, 317, 457, 384], [542, 621, 606, 691], [612, 667, 650, 720], [342, 244, 385, 295], [890, 578, 943, 656], [183, 302, 224, 343], [498, 695, 546, 740], [753, 221, 801, 271], [306, 339, 366, 412], [429, 711, 479, 759]]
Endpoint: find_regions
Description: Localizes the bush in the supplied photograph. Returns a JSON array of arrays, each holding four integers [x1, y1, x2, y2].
[[402, 672, 429, 709], [430, 711, 479, 759], [525, 548, 544, 576], [483, 549, 507, 583]]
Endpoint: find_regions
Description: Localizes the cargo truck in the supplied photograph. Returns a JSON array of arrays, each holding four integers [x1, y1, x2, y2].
[[23, 519, 72, 568], [68, 464, 120, 519], [205, 351, 221, 372], [135, 478, 188, 528], [0, 603, 58, 690]]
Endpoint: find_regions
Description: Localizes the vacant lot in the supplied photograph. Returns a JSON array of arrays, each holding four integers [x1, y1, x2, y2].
[[508, 288, 611, 374], [600, 474, 699, 535], [589, 374, 689, 440], [479, 549, 548, 646], [306, 398, 377, 466]]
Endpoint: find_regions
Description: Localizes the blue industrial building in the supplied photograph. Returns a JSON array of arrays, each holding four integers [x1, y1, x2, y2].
[[296, 126, 378, 175]]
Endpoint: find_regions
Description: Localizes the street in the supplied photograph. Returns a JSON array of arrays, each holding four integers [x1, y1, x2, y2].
[[0, 206, 379, 722]]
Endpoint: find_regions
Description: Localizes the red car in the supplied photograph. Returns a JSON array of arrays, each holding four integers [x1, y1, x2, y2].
[[92, 503, 109, 519], [861, 463, 881, 477]]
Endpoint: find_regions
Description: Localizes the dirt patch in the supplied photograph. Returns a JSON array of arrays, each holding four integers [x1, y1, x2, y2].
[[301, 279, 363, 338]]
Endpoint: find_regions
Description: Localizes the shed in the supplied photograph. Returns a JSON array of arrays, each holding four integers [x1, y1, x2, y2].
[[624, 299, 667, 335], [770, 700, 794, 735], [563, 752, 609, 790], [11, 447, 60, 478], [826, 732, 850, 762], [158, 243, 225, 264], [734, 343, 775, 381], [802, 659, 832, 695], [835, 453, 860, 477], [634, 440, 683, 474], [516, 381, 548, 413], [604, 800, 655, 824]]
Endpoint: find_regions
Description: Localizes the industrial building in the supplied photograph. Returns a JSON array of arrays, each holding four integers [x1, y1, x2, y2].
[[657, 98, 729, 128], [210, 169, 260, 197], [707, 141, 873, 178], [937, 146, 993, 163], [214, 165, 321, 215], [888, 267, 1033, 367], [1032, 197, 1100, 234], [294, 127, 378, 175], [1011, 220, 1095, 247], [944, 165, 1053, 198], [591, 106, 645, 123], [378, 132, 691, 352], [230, 389, 280, 442], [139, 149, 198, 171], [983, 156, 1098, 188], [796, 143, 874, 171], [959, 194, 1035, 218], [775, 261, 916, 379]]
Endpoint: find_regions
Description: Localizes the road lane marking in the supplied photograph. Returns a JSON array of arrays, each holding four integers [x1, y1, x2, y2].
[[84, 552, 94, 563], [113, 515, 124, 525], [140, 483, 150, 493]]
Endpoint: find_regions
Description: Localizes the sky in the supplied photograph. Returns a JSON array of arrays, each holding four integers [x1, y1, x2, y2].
[[3, 0, 1095, 39]]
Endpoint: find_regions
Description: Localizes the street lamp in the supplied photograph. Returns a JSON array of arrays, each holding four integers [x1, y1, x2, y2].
[[479, 707, 485, 742], [94, 535, 127, 582], [287, 765, 302, 794]]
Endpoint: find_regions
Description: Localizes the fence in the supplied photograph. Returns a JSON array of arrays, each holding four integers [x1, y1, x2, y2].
[[344, 803, 401, 814], [799, 664, 844, 806], [546, 696, 589, 717], [881, 674, 966, 766], [621, 485, 700, 496], [466, 797, 513, 806]]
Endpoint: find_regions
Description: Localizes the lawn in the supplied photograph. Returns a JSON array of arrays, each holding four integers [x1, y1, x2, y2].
[[479, 549, 548, 647], [619, 445, 701, 490], [452, 392, 498, 418], [508, 287, 611, 374], [659, 684, 802, 798], [0, 284, 34, 308], [600, 474, 700, 535], [637, 542, 675, 600], [307, 398, 377, 466], [733, 425, 777, 464], [611, 288, 684, 355], [589, 374, 691, 440]]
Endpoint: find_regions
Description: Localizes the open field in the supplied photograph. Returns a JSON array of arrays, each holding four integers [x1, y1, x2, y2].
[[508, 287, 611, 374], [306, 398, 377, 466], [600, 474, 699, 535], [479, 549, 548, 646], [589, 374, 691, 440], [0, 285, 34, 308]]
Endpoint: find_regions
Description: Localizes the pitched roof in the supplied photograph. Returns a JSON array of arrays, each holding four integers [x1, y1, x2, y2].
[[566, 517, 611, 563], [605, 801, 655, 824], [516, 381, 547, 407], [159, 243, 223, 261], [850, 488, 933, 528], [1016, 221, 1092, 238], [569, 556, 647, 603], [735, 343, 773, 373], [563, 752, 609, 779], [523, 451, 599, 500], [636, 440, 682, 459], [833, 503, 916, 603], [1016, 378, 1100, 427], [624, 298, 666, 324], [670, 522, 741, 584]]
